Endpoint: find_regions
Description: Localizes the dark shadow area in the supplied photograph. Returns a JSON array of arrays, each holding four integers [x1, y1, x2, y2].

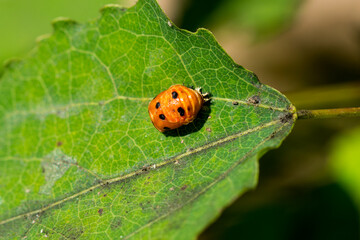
[[308, 52, 360, 85], [180, 0, 230, 32], [200, 117, 360, 240], [199, 183, 360, 240], [163, 99, 212, 137]]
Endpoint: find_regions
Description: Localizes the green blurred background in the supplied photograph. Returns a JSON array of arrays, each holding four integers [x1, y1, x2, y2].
[[1, 0, 360, 239]]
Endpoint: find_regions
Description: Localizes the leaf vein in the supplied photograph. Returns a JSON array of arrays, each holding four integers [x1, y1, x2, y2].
[[0, 119, 282, 226]]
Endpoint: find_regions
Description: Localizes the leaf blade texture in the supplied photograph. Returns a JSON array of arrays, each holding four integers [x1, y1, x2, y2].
[[0, 0, 296, 239]]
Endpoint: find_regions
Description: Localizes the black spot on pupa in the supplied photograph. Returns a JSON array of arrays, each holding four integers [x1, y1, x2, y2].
[[187, 107, 190, 111], [177, 107, 185, 116], [172, 91, 178, 99], [159, 114, 165, 120], [155, 102, 160, 109]]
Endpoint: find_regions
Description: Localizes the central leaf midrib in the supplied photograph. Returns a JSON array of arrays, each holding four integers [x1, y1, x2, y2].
[[3, 94, 289, 120]]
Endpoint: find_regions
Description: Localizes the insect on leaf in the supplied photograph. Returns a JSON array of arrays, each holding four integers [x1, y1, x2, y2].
[[0, 0, 296, 239]]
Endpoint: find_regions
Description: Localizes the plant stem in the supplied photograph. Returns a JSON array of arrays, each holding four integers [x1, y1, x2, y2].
[[297, 107, 360, 120]]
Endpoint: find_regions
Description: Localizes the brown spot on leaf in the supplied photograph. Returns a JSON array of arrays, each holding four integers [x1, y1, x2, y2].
[[248, 95, 261, 105], [110, 217, 122, 230], [56, 141, 63, 147], [181, 185, 188, 191], [280, 113, 293, 123], [98, 208, 103, 216]]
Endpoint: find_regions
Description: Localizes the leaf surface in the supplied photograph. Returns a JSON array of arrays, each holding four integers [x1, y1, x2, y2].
[[0, 0, 296, 239]]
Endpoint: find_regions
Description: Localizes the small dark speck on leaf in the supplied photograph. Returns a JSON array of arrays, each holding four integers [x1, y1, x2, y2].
[[110, 217, 122, 230], [248, 95, 261, 105], [232, 101, 239, 105], [98, 208, 103, 216], [103, 194, 107, 197], [280, 113, 293, 123], [181, 185, 188, 191], [56, 141, 63, 147], [206, 128, 212, 132]]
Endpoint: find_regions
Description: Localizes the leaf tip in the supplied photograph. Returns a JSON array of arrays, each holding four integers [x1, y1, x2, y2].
[[100, 4, 128, 14], [51, 17, 78, 31], [36, 33, 52, 43], [194, 28, 212, 36], [289, 104, 298, 120]]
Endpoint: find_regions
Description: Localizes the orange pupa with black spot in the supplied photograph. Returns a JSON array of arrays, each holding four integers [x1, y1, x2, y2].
[[148, 85, 206, 132]]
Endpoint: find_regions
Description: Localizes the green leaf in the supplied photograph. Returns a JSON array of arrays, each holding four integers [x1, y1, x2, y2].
[[0, 0, 296, 239], [330, 125, 360, 209]]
